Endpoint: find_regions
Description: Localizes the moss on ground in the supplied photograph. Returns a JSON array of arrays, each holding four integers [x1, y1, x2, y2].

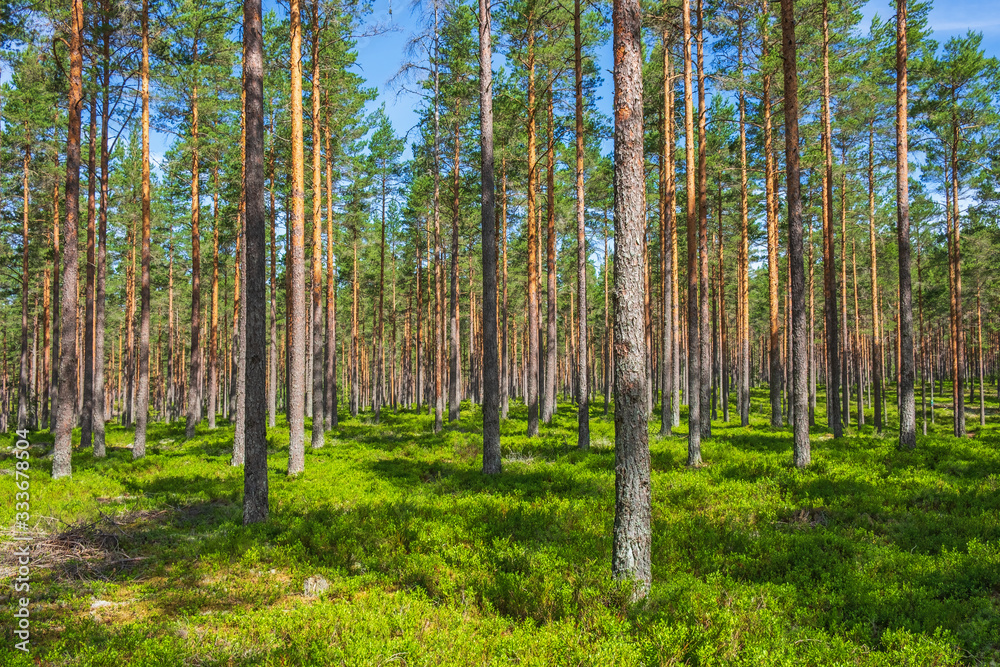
[[1, 385, 998, 665]]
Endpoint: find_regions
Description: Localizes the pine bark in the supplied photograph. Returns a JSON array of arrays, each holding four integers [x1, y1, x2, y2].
[[544, 89, 557, 424], [480, 0, 501, 474], [820, 0, 842, 437], [288, 0, 307, 473], [17, 138, 30, 432], [763, 47, 782, 428], [449, 121, 461, 422], [134, 0, 152, 459], [82, 97, 96, 446], [696, 0, 711, 441], [575, 0, 590, 448], [737, 18, 750, 427], [868, 124, 883, 432], [683, 0, 701, 464], [896, 0, 916, 447], [780, 0, 810, 467], [185, 38, 203, 438], [525, 20, 540, 437], [310, 7, 325, 445], [324, 127, 338, 429], [432, 2, 445, 433], [611, 0, 651, 599], [243, 0, 269, 523], [53, 0, 84, 479]]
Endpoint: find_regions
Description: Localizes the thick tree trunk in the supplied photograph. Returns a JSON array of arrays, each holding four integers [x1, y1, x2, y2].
[[780, 0, 810, 467], [611, 0, 651, 599], [53, 0, 84, 479], [49, 142, 61, 433], [763, 58, 782, 428], [243, 0, 269, 523], [896, 0, 916, 447], [324, 127, 337, 428], [480, 0, 500, 473], [287, 0, 307, 473], [659, 33, 675, 437], [185, 51, 203, 438], [449, 122, 461, 422], [501, 162, 510, 419], [575, 0, 590, 447], [209, 169, 220, 430], [820, 0, 842, 438], [82, 97, 96, 447], [868, 124, 883, 432], [310, 10, 325, 446], [737, 19, 750, 428], [683, 0, 701, 463], [525, 24, 540, 437], [696, 0, 711, 440], [432, 3, 445, 433], [17, 140, 30, 432], [268, 121, 278, 428], [545, 89, 557, 424], [134, 0, 152, 458]]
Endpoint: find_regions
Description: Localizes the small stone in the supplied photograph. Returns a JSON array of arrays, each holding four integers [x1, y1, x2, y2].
[[303, 575, 329, 597]]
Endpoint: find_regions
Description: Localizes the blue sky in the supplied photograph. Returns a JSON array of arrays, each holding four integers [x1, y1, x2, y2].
[[351, 0, 1000, 160], [13, 0, 995, 169]]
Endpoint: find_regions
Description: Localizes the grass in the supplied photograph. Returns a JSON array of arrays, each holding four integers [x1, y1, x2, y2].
[[1, 384, 998, 665]]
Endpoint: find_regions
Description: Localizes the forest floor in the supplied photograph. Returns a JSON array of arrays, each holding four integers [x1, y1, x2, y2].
[[1, 387, 999, 666]]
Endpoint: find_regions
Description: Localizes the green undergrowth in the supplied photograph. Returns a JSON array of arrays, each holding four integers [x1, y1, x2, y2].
[[1, 386, 998, 665]]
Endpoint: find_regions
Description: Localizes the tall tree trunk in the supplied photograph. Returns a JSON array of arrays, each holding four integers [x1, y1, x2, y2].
[[233, 81, 248, 464], [525, 18, 540, 437], [480, 0, 501, 473], [840, 169, 850, 426], [287, 0, 307, 473], [852, 241, 864, 425], [659, 32, 675, 437], [134, 0, 152, 458], [449, 121, 461, 422], [53, 0, 84, 479], [42, 269, 50, 430], [351, 233, 359, 416], [896, 0, 916, 447], [324, 126, 337, 428], [185, 38, 203, 438], [780, 0, 810, 467], [208, 168, 220, 430], [737, 17, 750, 428], [432, 1, 445, 433], [167, 242, 175, 421], [82, 96, 96, 446], [575, 0, 590, 447], [310, 5, 325, 446], [603, 223, 610, 416], [949, 127, 965, 437], [501, 161, 510, 419], [868, 123, 883, 432], [696, 0, 711, 441], [268, 118, 278, 428], [611, 0, 651, 599], [49, 135, 61, 433], [243, 0, 268, 523], [17, 138, 30, 432], [683, 0, 701, 463], [415, 223, 423, 411], [820, 0, 842, 437], [545, 88, 557, 424], [763, 49, 781, 428]]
